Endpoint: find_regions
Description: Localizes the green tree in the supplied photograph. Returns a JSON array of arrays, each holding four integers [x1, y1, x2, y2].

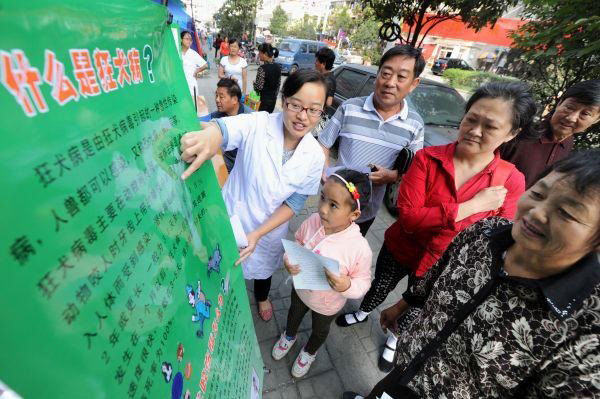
[[288, 14, 318, 40], [327, 6, 355, 36], [269, 5, 289, 37], [349, 12, 381, 64], [214, 0, 261, 39], [367, 0, 518, 47], [510, 0, 600, 148]]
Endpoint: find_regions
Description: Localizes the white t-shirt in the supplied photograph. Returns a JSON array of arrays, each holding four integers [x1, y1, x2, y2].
[[220, 56, 247, 88], [181, 48, 207, 97]]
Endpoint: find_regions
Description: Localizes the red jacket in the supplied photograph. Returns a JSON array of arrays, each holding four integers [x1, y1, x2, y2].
[[384, 142, 525, 277]]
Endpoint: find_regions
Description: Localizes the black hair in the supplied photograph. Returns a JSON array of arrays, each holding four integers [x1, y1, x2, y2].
[[536, 150, 600, 242], [258, 43, 279, 59], [281, 68, 327, 102], [315, 47, 336, 71], [216, 78, 241, 101], [379, 45, 425, 78], [537, 149, 600, 199], [328, 169, 372, 212], [559, 79, 600, 106], [465, 81, 537, 137], [228, 38, 239, 46], [180, 30, 192, 40]]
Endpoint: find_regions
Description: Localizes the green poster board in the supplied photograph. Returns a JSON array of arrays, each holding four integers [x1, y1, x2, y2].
[[0, 1, 263, 398]]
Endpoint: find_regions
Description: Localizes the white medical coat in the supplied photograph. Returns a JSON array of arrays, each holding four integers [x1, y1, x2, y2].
[[219, 112, 324, 279], [181, 48, 206, 97]]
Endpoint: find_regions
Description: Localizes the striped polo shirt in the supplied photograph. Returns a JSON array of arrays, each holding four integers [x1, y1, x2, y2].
[[318, 93, 424, 222]]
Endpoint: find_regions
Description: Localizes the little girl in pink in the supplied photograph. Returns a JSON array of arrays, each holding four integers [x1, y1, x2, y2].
[[271, 169, 373, 378]]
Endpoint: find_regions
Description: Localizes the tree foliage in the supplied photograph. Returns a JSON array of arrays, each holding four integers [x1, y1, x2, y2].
[[508, 0, 600, 148], [349, 12, 382, 64], [327, 6, 355, 35], [214, 0, 261, 39], [269, 5, 289, 37], [287, 14, 318, 40], [365, 0, 518, 47]]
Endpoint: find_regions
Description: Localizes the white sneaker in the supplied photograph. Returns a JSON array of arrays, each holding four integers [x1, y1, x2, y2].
[[291, 347, 316, 378], [272, 333, 296, 360]]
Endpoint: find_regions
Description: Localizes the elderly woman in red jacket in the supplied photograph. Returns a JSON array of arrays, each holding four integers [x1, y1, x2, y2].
[[337, 81, 537, 371]]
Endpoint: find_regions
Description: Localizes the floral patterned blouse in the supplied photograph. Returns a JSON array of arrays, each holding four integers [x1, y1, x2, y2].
[[388, 217, 600, 398]]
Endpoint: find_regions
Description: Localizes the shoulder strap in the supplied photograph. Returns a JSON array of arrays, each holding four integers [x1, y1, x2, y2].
[[490, 159, 514, 187]]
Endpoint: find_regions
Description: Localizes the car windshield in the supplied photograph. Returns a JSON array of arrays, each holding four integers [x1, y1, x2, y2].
[[408, 85, 465, 127], [279, 41, 299, 52]]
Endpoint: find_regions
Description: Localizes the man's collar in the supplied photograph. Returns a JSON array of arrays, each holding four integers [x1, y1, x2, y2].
[[364, 93, 409, 121], [487, 224, 600, 320], [539, 131, 574, 147]]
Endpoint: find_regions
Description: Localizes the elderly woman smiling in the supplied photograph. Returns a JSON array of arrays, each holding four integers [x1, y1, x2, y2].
[[343, 149, 600, 399]]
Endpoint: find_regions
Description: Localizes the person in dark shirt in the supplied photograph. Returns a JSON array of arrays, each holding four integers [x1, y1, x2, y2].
[[500, 79, 600, 188], [315, 47, 337, 110], [253, 43, 282, 113], [210, 78, 252, 172]]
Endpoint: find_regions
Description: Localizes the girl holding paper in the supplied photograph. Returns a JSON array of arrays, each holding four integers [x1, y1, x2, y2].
[[271, 169, 373, 378]]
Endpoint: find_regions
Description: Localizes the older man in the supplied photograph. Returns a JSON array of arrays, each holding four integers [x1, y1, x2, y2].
[[318, 45, 425, 236], [343, 150, 600, 399], [501, 79, 600, 188]]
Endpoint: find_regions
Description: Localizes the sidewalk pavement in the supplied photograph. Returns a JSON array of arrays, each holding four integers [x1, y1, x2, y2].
[[246, 195, 408, 399]]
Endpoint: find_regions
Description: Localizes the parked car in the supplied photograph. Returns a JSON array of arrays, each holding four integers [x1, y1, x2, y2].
[[431, 58, 473, 75], [330, 64, 467, 215], [274, 38, 330, 74]]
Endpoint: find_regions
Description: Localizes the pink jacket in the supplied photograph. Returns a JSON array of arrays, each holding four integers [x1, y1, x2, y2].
[[292, 213, 372, 316]]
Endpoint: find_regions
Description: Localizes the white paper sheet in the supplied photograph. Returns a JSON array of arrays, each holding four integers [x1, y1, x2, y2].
[[282, 239, 340, 291], [229, 214, 248, 248]]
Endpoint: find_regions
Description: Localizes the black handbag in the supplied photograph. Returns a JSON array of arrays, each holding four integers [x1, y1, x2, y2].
[[394, 147, 414, 175]]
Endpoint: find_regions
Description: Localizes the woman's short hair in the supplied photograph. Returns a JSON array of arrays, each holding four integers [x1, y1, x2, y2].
[[466, 81, 537, 137], [228, 38, 239, 46], [180, 30, 192, 40], [281, 68, 327, 102]]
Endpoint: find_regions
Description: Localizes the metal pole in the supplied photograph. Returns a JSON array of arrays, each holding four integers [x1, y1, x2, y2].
[[189, 0, 196, 24], [194, 86, 198, 113]]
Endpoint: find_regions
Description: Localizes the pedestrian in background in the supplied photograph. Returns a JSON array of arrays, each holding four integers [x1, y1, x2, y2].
[[213, 34, 222, 59], [219, 36, 230, 61], [314, 47, 337, 108], [253, 43, 281, 113], [180, 30, 207, 99], [219, 38, 248, 102]]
